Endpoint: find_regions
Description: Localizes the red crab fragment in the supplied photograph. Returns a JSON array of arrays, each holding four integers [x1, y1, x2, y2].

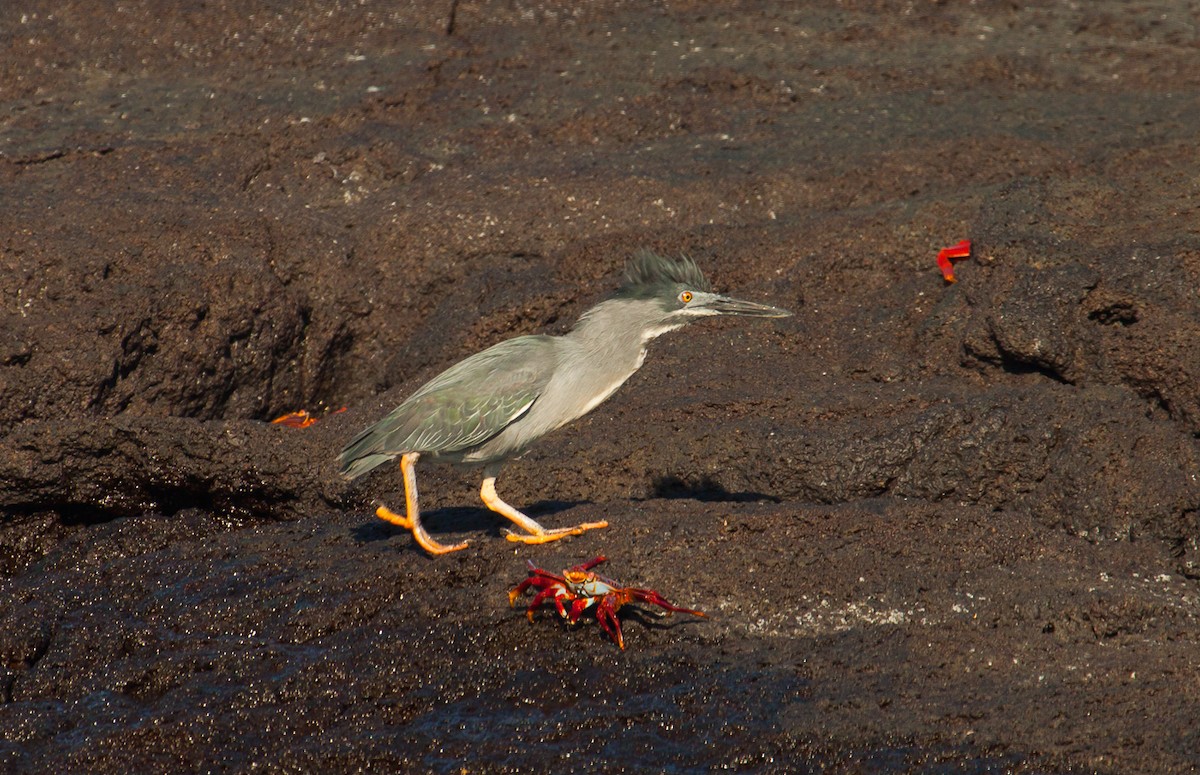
[[509, 555, 708, 649], [936, 239, 972, 283], [270, 406, 348, 428]]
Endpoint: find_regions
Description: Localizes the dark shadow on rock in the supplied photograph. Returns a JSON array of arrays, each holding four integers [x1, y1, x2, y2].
[[0, 417, 339, 536], [349, 519, 400, 544], [350, 500, 587, 545], [619, 607, 710, 636], [350, 506, 491, 546], [650, 474, 781, 504], [519, 499, 590, 518]]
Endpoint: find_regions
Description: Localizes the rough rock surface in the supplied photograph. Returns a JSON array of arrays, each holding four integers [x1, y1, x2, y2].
[[3, 2, 1200, 772]]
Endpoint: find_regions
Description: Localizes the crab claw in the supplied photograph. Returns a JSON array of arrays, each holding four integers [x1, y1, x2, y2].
[[595, 597, 627, 650]]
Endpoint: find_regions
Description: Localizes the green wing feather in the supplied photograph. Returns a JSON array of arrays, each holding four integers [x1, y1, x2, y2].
[[338, 335, 554, 479]]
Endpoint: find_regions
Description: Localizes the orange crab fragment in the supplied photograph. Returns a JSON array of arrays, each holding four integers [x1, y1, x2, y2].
[[936, 239, 972, 283], [270, 406, 347, 428]]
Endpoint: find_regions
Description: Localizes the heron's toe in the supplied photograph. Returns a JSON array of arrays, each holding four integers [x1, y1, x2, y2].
[[504, 520, 609, 544], [375, 504, 414, 529]]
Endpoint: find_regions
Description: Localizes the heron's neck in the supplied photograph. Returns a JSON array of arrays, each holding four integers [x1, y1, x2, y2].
[[544, 298, 680, 421], [566, 298, 678, 366]]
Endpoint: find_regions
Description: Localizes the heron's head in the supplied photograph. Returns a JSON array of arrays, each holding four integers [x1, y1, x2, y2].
[[614, 251, 792, 336]]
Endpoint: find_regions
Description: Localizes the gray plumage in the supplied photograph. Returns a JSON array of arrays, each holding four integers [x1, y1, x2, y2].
[[339, 335, 555, 479]]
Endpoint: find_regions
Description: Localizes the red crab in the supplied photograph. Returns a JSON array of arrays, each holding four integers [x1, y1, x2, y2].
[[508, 556, 708, 649]]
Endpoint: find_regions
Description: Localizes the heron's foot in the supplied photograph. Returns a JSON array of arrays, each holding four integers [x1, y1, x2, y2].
[[376, 505, 469, 555], [504, 520, 609, 545]]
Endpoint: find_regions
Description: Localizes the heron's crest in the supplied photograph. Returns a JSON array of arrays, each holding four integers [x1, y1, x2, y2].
[[617, 250, 712, 299]]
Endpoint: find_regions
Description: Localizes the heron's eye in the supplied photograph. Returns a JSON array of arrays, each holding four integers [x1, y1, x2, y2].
[[680, 291, 693, 304]]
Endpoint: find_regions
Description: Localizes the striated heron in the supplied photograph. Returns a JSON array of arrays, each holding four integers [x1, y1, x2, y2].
[[338, 251, 791, 555]]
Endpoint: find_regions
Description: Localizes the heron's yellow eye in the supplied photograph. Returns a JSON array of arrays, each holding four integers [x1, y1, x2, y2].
[[680, 291, 693, 303]]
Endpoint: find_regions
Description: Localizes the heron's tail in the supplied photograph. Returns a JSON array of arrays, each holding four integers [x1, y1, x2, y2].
[[339, 452, 395, 481], [338, 425, 396, 480]]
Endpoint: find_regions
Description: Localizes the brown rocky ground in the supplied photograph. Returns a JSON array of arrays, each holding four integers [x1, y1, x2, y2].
[[3, 1, 1200, 772]]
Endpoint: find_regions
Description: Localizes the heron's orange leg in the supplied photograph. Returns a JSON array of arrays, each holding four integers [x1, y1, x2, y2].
[[376, 452, 469, 555], [479, 476, 608, 545]]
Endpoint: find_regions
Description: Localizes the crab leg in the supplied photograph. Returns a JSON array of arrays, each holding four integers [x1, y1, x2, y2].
[[507, 577, 543, 607], [630, 588, 709, 618], [572, 556, 608, 573], [525, 586, 565, 622], [595, 598, 627, 650]]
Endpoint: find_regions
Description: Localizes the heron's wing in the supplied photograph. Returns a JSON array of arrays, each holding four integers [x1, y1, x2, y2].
[[339, 335, 555, 476]]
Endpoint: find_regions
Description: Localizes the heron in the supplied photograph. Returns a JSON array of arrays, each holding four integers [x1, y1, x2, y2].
[[338, 250, 792, 555]]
